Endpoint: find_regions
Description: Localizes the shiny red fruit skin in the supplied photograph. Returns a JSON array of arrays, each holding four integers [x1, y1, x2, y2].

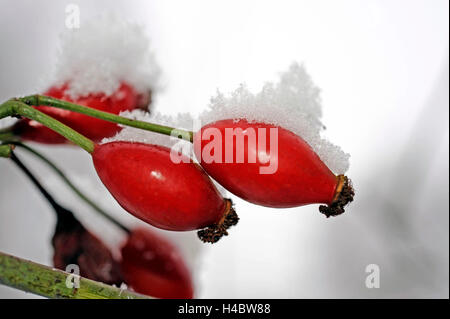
[[194, 119, 338, 208], [92, 141, 226, 231], [120, 228, 194, 299], [15, 82, 144, 143]]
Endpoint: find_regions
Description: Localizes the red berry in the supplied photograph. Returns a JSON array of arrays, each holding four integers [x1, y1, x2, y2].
[[120, 228, 194, 299], [92, 141, 238, 243], [52, 206, 123, 285], [13, 82, 151, 144], [194, 119, 354, 216], [13, 118, 69, 144]]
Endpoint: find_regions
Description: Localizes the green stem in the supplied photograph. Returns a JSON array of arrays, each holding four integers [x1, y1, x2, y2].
[[10, 152, 62, 210], [0, 251, 150, 299], [0, 144, 13, 158], [0, 126, 16, 141], [9, 141, 129, 233], [0, 100, 95, 153], [19, 95, 194, 142]]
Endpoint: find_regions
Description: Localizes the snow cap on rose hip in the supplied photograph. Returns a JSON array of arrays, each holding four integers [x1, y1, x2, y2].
[[200, 62, 350, 175], [13, 13, 159, 144], [52, 12, 160, 99]]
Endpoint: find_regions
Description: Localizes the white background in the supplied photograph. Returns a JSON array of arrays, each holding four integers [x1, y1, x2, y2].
[[0, 0, 448, 298]]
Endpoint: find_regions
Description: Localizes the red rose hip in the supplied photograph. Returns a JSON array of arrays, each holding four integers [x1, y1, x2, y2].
[[194, 119, 354, 216], [13, 82, 150, 144], [120, 227, 194, 298], [92, 141, 238, 243], [52, 206, 123, 286]]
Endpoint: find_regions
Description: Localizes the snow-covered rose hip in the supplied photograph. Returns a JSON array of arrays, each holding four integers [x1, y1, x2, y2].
[[92, 141, 238, 243], [13, 82, 150, 144], [12, 14, 159, 144], [194, 119, 354, 216], [120, 228, 194, 298]]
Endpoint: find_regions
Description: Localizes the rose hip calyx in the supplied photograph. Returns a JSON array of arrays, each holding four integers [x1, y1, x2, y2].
[[319, 175, 354, 217], [197, 199, 239, 243]]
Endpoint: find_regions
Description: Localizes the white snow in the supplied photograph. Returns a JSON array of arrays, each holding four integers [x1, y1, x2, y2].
[[52, 13, 160, 99], [200, 63, 350, 174]]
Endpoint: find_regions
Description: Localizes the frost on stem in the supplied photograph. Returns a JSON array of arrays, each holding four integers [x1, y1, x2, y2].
[[319, 175, 354, 217], [197, 199, 239, 244], [103, 110, 194, 150]]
